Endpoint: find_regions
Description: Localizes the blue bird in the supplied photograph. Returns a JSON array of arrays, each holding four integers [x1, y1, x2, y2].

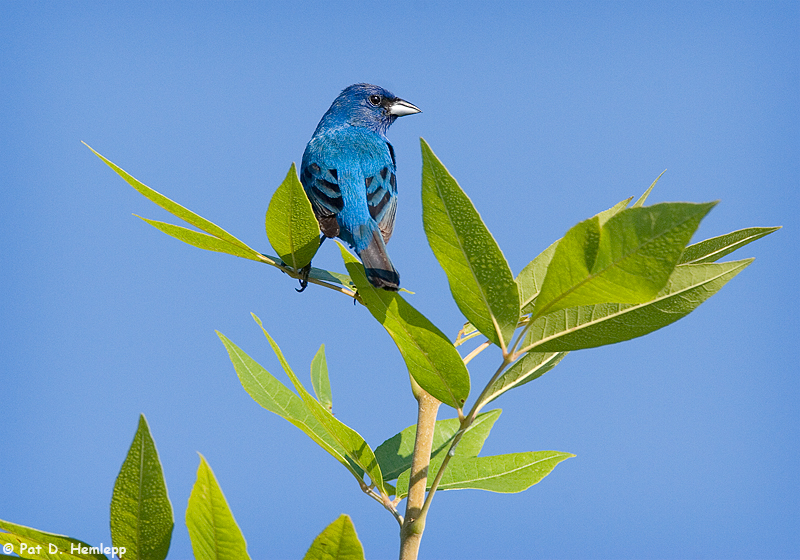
[[300, 84, 421, 291]]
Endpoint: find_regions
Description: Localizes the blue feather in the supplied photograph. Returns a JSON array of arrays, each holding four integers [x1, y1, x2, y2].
[[300, 84, 420, 290]]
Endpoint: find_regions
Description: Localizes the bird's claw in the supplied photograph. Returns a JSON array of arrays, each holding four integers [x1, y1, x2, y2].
[[296, 264, 311, 292]]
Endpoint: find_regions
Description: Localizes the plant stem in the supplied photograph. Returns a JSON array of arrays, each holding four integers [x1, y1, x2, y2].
[[265, 257, 360, 299], [463, 340, 492, 365], [398, 388, 441, 560], [362, 485, 404, 527]]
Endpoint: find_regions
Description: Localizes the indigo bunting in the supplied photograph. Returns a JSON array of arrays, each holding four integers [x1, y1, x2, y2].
[[300, 84, 420, 290]]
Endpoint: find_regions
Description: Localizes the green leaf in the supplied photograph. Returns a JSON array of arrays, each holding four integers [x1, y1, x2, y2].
[[517, 199, 632, 315], [533, 202, 716, 319], [397, 451, 574, 496], [482, 351, 568, 405], [420, 138, 520, 350], [110, 414, 173, 560], [84, 143, 260, 256], [524, 259, 753, 352], [307, 268, 356, 291], [302, 515, 364, 560], [432, 451, 574, 493], [339, 243, 470, 409], [632, 170, 666, 208], [375, 410, 501, 481], [265, 164, 321, 270], [186, 454, 250, 560], [252, 315, 385, 494], [310, 344, 333, 412], [679, 226, 781, 264], [217, 331, 363, 480], [517, 240, 559, 315], [85, 144, 358, 293], [0, 519, 108, 560], [136, 217, 265, 262]]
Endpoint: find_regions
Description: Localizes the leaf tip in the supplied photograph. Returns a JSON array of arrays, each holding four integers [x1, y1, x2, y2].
[[82, 141, 102, 158], [250, 312, 264, 327], [419, 137, 434, 155]]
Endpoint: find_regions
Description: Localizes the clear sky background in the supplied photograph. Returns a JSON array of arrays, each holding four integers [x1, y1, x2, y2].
[[2, 2, 798, 559]]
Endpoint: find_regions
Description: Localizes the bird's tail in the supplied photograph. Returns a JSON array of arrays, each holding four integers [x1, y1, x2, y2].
[[358, 228, 400, 291]]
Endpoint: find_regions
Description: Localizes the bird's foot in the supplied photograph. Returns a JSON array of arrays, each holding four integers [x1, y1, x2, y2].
[[296, 263, 311, 292]]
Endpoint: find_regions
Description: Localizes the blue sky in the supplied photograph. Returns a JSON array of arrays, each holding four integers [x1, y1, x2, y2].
[[2, 2, 798, 559]]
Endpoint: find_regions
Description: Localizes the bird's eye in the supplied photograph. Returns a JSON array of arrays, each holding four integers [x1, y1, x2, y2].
[[369, 95, 382, 106]]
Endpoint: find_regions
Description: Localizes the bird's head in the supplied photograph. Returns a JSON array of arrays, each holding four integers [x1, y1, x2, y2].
[[321, 83, 421, 135]]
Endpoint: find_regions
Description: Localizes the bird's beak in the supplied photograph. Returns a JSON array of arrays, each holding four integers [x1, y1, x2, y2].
[[389, 98, 421, 117]]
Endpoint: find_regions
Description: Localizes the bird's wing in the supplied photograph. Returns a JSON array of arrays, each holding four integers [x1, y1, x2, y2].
[[300, 159, 343, 238], [364, 142, 398, 243]]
